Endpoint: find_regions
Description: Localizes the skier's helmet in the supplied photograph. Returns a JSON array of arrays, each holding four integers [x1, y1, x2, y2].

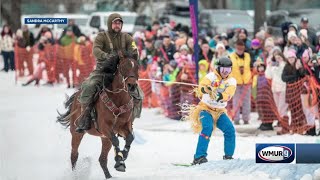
[[216, 57, 233, 78]]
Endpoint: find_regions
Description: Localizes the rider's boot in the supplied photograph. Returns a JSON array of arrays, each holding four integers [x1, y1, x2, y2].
[[75, 103, 93, 133]]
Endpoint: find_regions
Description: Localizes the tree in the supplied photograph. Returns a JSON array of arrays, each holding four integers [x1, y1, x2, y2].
[[271, 0, 282, 11], [1, 0, 22, 32], [254, 0, 266, 34]]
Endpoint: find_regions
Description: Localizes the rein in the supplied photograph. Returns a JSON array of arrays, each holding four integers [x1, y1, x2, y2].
[[103, 64, 129, 94]]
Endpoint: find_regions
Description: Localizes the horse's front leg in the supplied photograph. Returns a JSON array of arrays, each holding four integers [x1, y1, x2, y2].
[[99, 138, 112, 179], [121, 131, 134, 161], [111, 133, 126, 172]]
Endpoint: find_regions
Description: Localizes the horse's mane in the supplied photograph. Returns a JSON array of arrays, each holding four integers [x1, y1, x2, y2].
[[121, 50, 138, 61]]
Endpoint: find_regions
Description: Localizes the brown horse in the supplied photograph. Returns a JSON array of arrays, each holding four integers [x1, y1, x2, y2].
[[57, 52, 139, 179]]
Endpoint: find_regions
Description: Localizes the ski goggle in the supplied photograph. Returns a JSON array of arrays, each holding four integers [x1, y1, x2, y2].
[[219, 67, 232, 74]]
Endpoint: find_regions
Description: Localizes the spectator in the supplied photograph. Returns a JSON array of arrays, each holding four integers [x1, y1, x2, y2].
[[35, 26, 53, 42], [198, 59, 209, 82], [22, 35, 48, 86], [283, 31, 298, 56], [22, 25, 35, 48], [281, 50, 307, 134], [73, 36, 95, 87], [59, 19, 82, 40], [264, 39, 277, 64], [296, 36, 311, 59], [255, 60, 277, 131], [159, 35, 176, 61], [280, 21, 293, 49], [299, 17, 317, 53], [255, 30, 266, 44], [312, 53, 320, 84], [198, 40, 214, 64], [187, 38, 194, 54], [59, 27, 75, 46], [211, 42, 228, 71], [220, 33, 234, 53], [16, 25, 35, 76], [237, 28, 251, 52], [0, 25, 15, 72], [151, 21, 161, 40], [265, 51, 288, 124], [174, 44, 192, 68], [288, 24, 298, 33], [140, 39, 156, 69], [249, 39, 263, 65], [230, 40, 252, 125]]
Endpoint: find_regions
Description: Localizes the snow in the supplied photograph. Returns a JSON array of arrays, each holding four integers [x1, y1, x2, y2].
[[1, 72, 320, 180]]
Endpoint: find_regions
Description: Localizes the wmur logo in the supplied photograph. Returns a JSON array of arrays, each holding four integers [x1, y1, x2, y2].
[[256, 144, 295, 163]]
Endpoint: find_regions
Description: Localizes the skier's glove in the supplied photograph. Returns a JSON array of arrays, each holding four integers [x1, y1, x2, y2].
[[201, 85, 223, 101]]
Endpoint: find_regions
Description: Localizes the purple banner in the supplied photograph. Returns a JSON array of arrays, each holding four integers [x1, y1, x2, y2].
[[189, 0, 200, 83]]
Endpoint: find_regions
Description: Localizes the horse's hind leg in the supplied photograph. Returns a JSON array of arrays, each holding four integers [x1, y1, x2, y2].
[[71, 132, 84, 170], [99, 138, 112, 179]]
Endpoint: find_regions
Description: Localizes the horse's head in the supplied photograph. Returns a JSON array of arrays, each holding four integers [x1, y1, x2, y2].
[[117, 51, 139, 92]]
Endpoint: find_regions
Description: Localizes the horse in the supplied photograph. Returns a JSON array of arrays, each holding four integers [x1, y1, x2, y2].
[[57, 51, 139, 179]]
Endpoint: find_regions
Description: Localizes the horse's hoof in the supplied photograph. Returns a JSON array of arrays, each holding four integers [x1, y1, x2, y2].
[[115, 164, 126, 172], [105, 174, 112, 179]]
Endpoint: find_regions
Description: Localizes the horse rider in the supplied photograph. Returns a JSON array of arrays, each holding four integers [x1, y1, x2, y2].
[[76, 13, 143, 133]]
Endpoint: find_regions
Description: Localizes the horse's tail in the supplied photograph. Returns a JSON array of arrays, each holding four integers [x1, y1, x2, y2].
[[56, 92, 78, 128]]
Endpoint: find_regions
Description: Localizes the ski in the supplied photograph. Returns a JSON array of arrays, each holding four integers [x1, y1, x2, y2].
[[171, 163, 193, 167]]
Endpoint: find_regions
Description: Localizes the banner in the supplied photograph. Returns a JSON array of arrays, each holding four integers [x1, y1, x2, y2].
[[189, 0, 200, 83]]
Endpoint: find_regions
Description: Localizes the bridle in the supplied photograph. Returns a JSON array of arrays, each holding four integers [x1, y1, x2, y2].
[[103, 58, 137, 94], [104, 64, 129, 94]]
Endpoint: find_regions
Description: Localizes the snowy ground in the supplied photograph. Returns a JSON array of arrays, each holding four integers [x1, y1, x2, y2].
[[1, 72, 320, 180]]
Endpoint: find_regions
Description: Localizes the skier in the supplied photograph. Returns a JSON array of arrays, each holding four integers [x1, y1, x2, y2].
[[188, 57, 236, 165]]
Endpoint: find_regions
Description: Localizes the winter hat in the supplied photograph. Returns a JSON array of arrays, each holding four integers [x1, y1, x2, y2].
[[302, 49, 310, 60], [180, 44, 189, 51], [198, 59, 209, 71], [264, 38, 275, 47], [215, 42, 225, 50], [287, 31, 297, 40], [288, 24, 298, 32], [255, 57, 264, 66], [299, 29, 308, 39], [255, 30, 266, 40], [251, 39, 260, 47], [220, 33, 228, 40], [232, 24, 243, 29], [285, 50, 297, 58], [271, 46, 282, 54], [208, 39, 216, 49]]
